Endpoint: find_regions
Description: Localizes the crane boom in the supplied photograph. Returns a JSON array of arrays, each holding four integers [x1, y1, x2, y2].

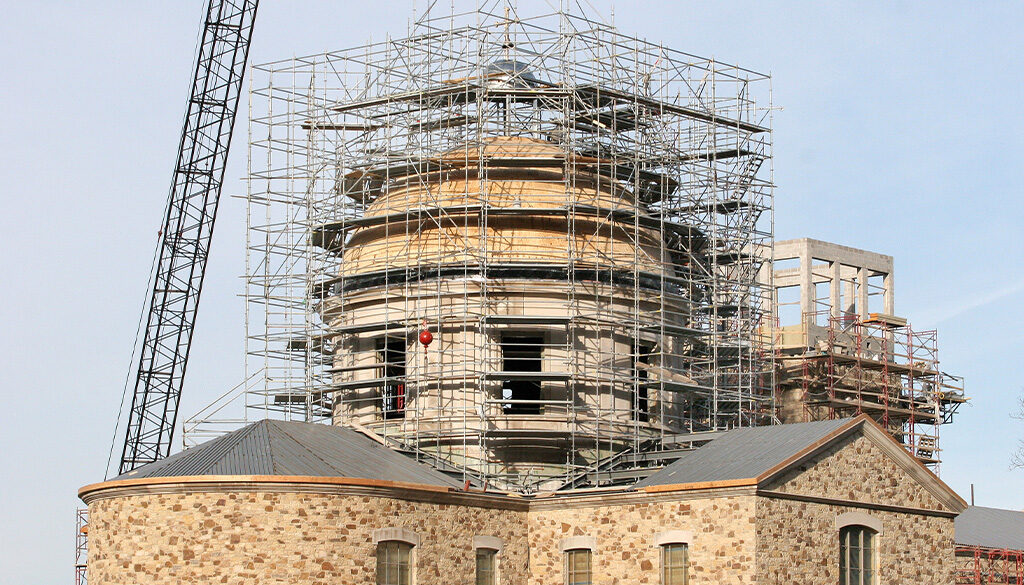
[[118, 0, 259, 475]]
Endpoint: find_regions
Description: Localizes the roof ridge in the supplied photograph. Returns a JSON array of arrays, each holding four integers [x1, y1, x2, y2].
[[251, 418, 276, 474]]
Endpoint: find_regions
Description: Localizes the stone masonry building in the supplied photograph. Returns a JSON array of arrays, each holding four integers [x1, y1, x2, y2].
[[81, 415, 966, 584]]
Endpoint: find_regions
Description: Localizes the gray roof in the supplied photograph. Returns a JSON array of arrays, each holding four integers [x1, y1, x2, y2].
[[113, 419, 462, 488], [955, 506, 1024, 550], [635, 418, 854, 488]]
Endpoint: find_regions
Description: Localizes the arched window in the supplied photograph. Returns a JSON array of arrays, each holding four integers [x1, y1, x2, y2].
[[655, 531, 691, 585], [839, 525, 876, 585], [560, 536, 595, 585], [377, 541, 412, 585]]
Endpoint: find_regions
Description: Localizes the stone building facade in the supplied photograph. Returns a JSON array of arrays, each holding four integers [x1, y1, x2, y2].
[[80, 415, 965, 584]]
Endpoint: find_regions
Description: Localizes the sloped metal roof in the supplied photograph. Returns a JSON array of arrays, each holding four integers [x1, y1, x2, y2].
[[634, 418, 854, 488], [112, 419, 462, 488], [955, 506, 1024, 551]]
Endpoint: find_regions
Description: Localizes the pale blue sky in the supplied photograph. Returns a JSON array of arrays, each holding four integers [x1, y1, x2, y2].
[[1, 1, 1022, 582]]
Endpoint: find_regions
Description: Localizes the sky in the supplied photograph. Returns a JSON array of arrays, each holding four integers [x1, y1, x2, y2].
[[0, 1, 1022, 582]]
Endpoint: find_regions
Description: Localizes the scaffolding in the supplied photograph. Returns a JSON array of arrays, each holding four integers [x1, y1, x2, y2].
[[241, 3, 773, 492], [957, 546, 1024, 585], [75, 508, 87, 585], [775, 311, 965, 470], [766, 239, 965, 471]]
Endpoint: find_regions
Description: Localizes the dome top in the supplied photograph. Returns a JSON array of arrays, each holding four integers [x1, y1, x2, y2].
[[483, 59, 543, 87]]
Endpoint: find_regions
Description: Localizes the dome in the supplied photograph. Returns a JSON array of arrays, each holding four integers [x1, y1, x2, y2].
[[338, 136, 672, 279]]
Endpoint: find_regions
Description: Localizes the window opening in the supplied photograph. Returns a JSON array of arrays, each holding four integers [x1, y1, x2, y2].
[[377, 541, 412, 585], [476, 548, 497, 585], [377, 338, 406, 419], [661, 543, 688, 585], [564, 549, 592, 585], [632, 342, 653, 422], [839, 525, 876, 585], [501, 335, 543, 414], [777, 285, 801, 326]]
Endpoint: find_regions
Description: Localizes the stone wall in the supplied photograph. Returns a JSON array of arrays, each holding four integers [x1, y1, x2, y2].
[[527, 494, 757, 585], [768, 434, 948, 511], [756, 433, 956, 584], [84, 427, 962, 584], [86, 487, 528, 585], [757, 497, 955, 584], [86, 484, 761, 585]]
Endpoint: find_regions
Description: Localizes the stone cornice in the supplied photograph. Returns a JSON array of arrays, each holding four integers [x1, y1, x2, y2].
[[641, 478, 757, 494], [79, 474, 760, 512], [79, 475, 958, 519], [756, 489, 959, 519], [79, 475, 529, 511]]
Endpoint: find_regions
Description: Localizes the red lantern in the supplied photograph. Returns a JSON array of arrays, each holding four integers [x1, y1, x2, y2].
[[419, 328, 433, 347]]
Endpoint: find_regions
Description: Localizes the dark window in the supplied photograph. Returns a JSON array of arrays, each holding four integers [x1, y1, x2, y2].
[[501, 335, 543, 414], [377, 338, 406, 419], [632, 343, 652, 422], [376, 541, 412, 585], [475, 548, 497, 585], [839, 525, 876, 585]]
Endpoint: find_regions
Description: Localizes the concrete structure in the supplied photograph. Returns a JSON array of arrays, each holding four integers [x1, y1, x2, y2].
[[767, 238, 965, 470], [81, 416, 965, 584], [771, 238, 894, 342]]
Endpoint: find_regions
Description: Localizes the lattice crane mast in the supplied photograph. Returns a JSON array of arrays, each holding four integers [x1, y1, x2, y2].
[[117, 0, 259, 475]]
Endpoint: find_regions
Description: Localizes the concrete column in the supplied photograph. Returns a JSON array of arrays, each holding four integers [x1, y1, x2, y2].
[[830, 261, 841, 318], [858, 267, 870, 318], [799, 251, 814, 325], [883, 271, 895, 315], [842, 265, 857, 316]]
